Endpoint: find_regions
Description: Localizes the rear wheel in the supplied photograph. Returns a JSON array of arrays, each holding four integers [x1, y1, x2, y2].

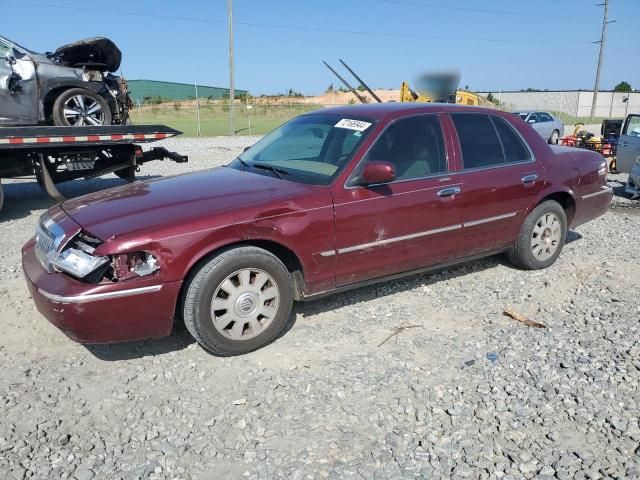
[[549, 130, 560, 145], [507, 200, 567, 270], [52, 88, 112, 127], [183, 246, 294, 356]]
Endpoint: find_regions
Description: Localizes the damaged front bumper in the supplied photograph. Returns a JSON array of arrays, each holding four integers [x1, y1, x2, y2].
[[625, 164, 640, 198], [22, 237, 182, 343]]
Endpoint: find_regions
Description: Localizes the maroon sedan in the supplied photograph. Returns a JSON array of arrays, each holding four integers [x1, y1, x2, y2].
[[22, 103, 612, 355]]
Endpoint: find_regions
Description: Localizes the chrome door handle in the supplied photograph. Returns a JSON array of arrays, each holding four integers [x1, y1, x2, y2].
[[437, 186, 461, 197], [522, 174, 538, 184]]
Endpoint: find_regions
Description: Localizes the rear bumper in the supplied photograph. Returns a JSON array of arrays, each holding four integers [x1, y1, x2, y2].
[[626, 165, 640, 197], [22, 238, 182, 344], [574, 186, 613, 227]]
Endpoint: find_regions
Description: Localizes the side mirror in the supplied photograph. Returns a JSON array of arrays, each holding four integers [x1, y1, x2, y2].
[[5, 55, 16, 66], [528, 118, 536, 124], [359, 161, 396, 186]]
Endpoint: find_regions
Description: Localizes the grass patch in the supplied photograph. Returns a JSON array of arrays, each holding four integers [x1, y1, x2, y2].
[[131, 103, 324, 137]]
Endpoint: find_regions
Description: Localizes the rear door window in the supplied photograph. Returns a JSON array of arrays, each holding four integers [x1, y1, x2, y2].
[[452, 114, 505, 169], [452, 113, 532, 169]]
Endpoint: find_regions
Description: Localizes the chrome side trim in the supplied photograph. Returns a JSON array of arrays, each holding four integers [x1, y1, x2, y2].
[[463, 211, 518, 227], [581, 187, 612, 200], [38, 285, 163, 304], [319, 250, 336, 257], [337, 224, 462, 254]]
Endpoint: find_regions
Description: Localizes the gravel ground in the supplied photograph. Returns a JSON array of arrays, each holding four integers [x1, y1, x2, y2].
[[0, 137, 639, 480]]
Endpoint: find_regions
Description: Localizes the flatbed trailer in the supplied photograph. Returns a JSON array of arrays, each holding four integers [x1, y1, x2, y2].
[[0, 124, 187, 211]]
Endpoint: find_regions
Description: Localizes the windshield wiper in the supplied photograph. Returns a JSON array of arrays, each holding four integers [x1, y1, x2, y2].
[[251, 163, 291, 180]]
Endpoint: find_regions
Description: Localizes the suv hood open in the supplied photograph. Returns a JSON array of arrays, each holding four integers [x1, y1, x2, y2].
[[52, 37, 122, 72]]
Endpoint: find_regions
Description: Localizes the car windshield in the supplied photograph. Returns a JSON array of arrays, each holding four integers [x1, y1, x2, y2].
[[229, 113, 375, 185]]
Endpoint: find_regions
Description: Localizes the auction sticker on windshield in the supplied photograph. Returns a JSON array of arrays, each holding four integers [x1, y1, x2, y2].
[[335, 119, 372, 132]]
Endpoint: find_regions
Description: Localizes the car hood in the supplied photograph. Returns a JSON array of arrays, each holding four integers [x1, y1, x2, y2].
[[60, 167, 316, 240], [52, 37, 121, 72]]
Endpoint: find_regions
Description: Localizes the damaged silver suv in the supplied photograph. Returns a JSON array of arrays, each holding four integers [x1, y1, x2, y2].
[[0, 36, 131, 126]]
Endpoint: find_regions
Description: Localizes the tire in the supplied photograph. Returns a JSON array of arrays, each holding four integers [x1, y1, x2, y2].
[[115, 167, 135, 183], [52, 88, 112, 127], [0, 179, 4, 212], [183, 246, 294, 356], [548, 130, 560, 145], [507, 200, 567, 270]]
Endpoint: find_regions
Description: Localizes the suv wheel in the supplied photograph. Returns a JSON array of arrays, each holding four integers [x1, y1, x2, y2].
[[507, 200, 567, 270], [183, 246, 294, 356], [52, 88, 112, 127]]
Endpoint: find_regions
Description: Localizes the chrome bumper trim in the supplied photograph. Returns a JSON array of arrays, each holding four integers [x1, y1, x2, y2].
[[38, 285, 162, 304]]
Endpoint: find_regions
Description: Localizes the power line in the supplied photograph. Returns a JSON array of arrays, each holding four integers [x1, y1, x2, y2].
[[0, 0, 596, 45], [372, 0, 604, 22]]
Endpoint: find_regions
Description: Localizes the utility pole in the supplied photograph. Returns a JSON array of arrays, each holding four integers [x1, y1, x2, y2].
[[590, 0, 614, 119], [228, 0, 235, 135]]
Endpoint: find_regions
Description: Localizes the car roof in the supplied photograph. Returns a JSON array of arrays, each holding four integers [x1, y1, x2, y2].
[[305, 102, 501, 120]]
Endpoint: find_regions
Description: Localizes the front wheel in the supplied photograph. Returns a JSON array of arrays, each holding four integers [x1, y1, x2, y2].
[[52, 88, 112, 127], [548, 130, 560, 145], [183, 246, 294, 356], [507, 200, 567, 270]]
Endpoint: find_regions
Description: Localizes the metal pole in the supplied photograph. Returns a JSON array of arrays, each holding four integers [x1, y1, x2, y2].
[[608, 92, 614, 118], [136, 100, 142, 124], [228, 0, 235, 135], [195, 81, 201, 138], [590, 0, 610, 119]]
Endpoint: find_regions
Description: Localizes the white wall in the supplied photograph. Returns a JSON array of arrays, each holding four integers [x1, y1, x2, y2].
[[478, 90, 640, 118]]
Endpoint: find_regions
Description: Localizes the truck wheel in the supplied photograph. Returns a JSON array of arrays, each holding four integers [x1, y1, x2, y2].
[[115, 167, 136, 183], [507, 200, 567, 270], [52, 88, 112, 127], [183, 246, 294, 356]]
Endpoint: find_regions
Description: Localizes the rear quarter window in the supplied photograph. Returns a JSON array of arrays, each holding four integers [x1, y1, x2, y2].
[[492, 116, 532, 163]]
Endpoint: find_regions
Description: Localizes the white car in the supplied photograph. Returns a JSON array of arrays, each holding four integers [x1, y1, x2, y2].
[[515, 111, 564, 145]]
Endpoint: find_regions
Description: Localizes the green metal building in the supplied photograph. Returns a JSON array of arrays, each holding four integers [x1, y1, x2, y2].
[[128, 80, 248, 103]]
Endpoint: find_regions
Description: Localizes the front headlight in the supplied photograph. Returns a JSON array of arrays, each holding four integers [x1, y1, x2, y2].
[[50, 248, 109, 278]]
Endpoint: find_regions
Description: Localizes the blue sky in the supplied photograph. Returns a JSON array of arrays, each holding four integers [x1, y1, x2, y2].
[[1, 0, 638, 95]]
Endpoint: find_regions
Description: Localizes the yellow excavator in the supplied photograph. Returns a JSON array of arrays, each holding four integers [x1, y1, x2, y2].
[[324, 59, 479, 106], [399, 81, 479, 105]]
